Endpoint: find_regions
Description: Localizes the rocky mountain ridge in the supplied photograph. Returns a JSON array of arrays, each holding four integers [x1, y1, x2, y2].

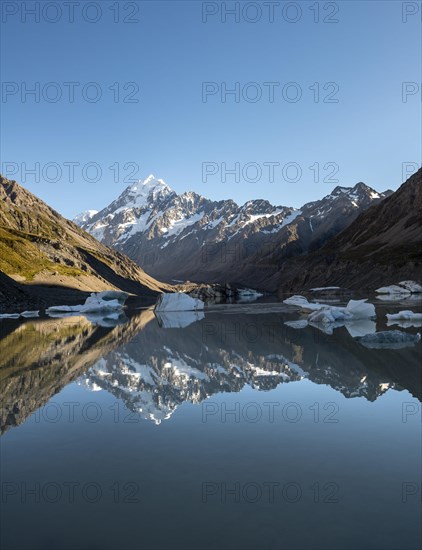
[[77, 175, 392, 288]]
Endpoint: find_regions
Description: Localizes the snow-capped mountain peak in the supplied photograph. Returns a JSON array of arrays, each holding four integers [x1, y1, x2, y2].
[[75, 177, 391, 286], [124, 175, 172, 205]]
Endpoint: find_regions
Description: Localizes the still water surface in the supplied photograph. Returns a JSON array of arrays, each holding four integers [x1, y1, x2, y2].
[[1, 299, 421, 550]]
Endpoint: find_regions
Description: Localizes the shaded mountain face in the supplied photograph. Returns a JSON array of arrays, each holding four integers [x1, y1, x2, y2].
[[273, 168, 422, 292], [0, 176, 170, 307], [77, 175, 391, 288]]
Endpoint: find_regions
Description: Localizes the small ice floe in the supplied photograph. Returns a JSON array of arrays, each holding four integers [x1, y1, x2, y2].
[[237, 288, 264, 302], [386, 310, 422, 329], [154, 292, 204, 312], [309, 286, 341, 292], [20, 311, 40, 318], [386, 310, 422, 321], [283, 295, 325, 311], [47, 291, 128, 315], [376, 281, 422, 295], [398, 281, 422, 293], [155, 310, 205, 329], [0, 313, 21, 319], [356, 330, 421, 349], [0, 310, 39, 319]]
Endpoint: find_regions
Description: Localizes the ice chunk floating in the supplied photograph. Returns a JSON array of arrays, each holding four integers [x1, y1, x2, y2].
[[46, 291, 129, 322], [356, 331, 421, 349], [376, 281, 422, 295], [0, 310, 39, 319], [154, 292, 205, 312], [284, 296, 375, 321], [386, 310, 422, 322]]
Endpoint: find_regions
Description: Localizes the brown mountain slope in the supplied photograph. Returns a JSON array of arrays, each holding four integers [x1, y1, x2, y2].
[[273, 168, 422, 292], [0, 176, 171, 308]]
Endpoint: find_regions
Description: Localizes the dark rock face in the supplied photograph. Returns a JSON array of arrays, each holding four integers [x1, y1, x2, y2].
[[274, 169, 422, 293], [78, 175, 390, 289]]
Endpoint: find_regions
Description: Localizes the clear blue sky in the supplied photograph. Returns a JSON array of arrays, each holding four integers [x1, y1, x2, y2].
[[1, 0, 421, 218]]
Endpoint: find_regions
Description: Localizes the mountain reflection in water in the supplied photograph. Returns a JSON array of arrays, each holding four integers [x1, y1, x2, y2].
[[1, 307, 421, 432]]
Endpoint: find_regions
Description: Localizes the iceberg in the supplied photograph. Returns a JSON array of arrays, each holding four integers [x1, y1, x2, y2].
[[46, 291, 128, 315], [375, 285, 411, 295], [376, 281, 422, 295], [310, 286, 341, 291], [285, 317, 377, 337], [154, 292, 204, 312], [398, 281, 422, 293], [283, 295, 326, 311], [284, 296, 375, 321], [0, 313, 21, 319], [237, 288, 264, 302], [20, 310, 40, 318], [386, 310, 422, 321], [46, 291, 129, 325], [284, 299, 376, 336], [0, 310, 39, 319], [356, 330, 421, 349]]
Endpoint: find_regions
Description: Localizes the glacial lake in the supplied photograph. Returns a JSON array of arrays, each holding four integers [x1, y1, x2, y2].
[[1, 297, 421, 550]]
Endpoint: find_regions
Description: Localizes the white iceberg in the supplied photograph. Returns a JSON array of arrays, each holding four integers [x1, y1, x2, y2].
[[0, 313, 21, 319], [356, 330, 421, 349], [398, 281, 422, 293], [375, 285, 411, 295], [46, 291, 128, 315], [284, 299, 376, 336], [376, 281, 422, 295], [284, 296, 375, 321], [20, 310, 40, 318], [307, 302, 375, 335], [283, 295, 325, 311], [46, 291, 129, 325], [310, 286, 341, 291], [0, 310, 40, 319], [386, 310, 422, 321], [154, 292, 204, 312], [237, 288, 264, 301]]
